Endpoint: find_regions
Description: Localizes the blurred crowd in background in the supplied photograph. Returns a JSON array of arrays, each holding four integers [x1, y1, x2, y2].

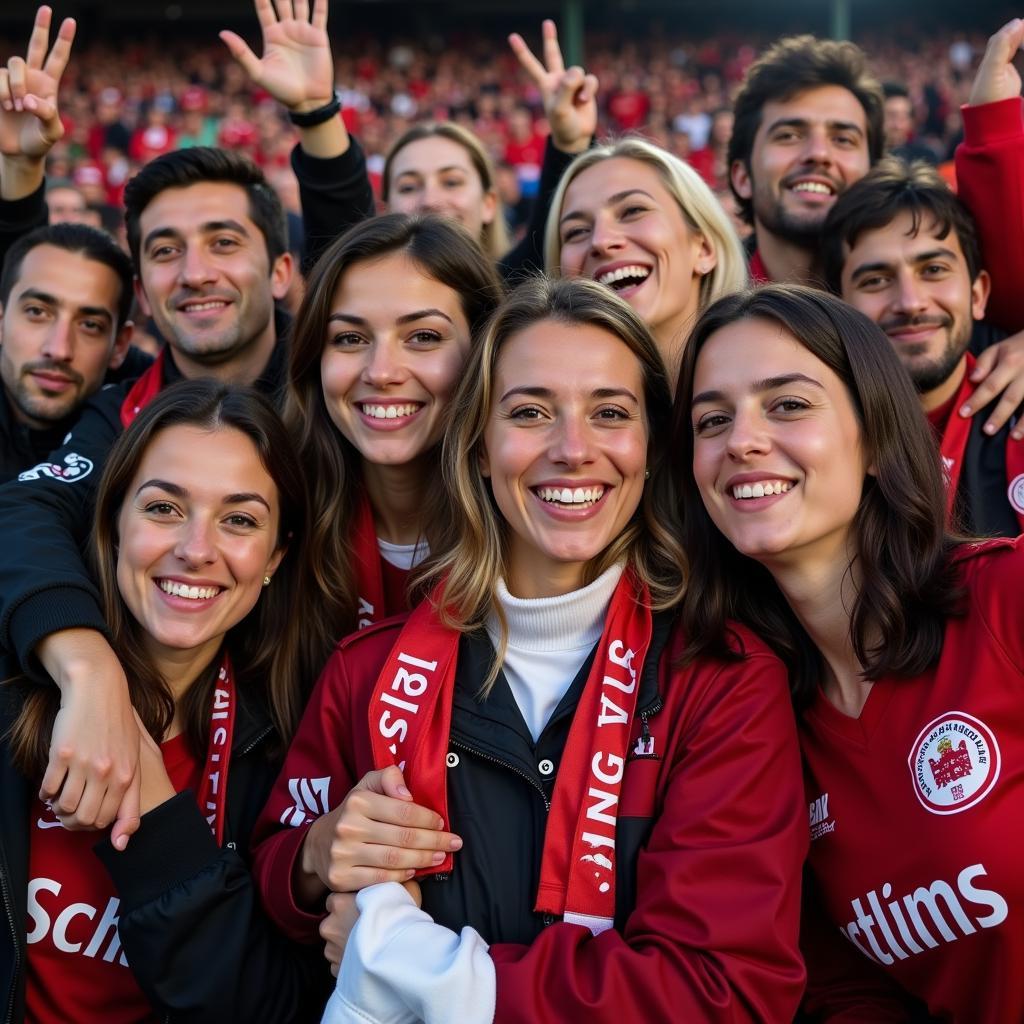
[[0, 23, 993, 246]]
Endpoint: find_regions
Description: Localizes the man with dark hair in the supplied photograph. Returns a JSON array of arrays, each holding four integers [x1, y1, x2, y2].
[[0, 224, 137, 481], [882, 82, 938, 165], [728, 34, 884, 285], [823, 157, 1023, 536], [0, 8, 296, 849]]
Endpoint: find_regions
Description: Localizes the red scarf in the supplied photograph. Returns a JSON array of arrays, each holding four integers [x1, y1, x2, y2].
[[195, 655, 237, 845], [119, 349, 167, 427], [368, 570, 652, 935], [352, 489, 386, 629], [937, 353, 1024, 531]]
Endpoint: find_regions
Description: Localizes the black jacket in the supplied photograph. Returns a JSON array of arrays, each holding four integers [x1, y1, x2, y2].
[[0, 346, 154, 485], [0, 680, 329, 1023], [0, 328, 287, 673]]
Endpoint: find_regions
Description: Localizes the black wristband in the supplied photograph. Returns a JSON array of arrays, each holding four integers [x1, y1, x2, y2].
[[287, 94, 341, 128]]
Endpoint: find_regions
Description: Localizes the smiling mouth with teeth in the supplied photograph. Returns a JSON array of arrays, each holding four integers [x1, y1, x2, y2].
[[359, 403, 422, 420], [596, 265, 651, 292], [180, 300, 229, 313], [158, 579, 222, 600], [790, 182, 834, 196], [535, 485, 606, 507], [732, 480, 793, 500]]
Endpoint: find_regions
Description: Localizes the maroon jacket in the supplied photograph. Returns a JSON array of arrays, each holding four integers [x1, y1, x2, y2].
[[252, 612, 808, 1022]]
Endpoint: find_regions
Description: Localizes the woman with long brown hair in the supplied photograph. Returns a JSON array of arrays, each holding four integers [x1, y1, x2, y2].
[[284, 213, 503, 671], [254, 278, 806, 1023], [675, 284, 1024, 1022], [0, 380, 325, 1022]]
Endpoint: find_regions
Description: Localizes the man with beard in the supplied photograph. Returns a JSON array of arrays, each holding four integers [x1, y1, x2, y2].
[[728, 35, 883, 286], [0, 7, 299, 853], [0, 223, 137, 482], [822, 157, 1023, 537]]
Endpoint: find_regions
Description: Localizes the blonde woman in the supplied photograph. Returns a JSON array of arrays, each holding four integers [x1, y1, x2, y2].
[[545, 137, 748, 382], [253, 278, 806, 1023]]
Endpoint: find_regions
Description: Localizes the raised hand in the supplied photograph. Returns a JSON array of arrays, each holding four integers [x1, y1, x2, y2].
[[220, 0, 334, 113], [968, 18, 1024, 106], [0, 5, 76, 160], [509, 19, 598, 154]]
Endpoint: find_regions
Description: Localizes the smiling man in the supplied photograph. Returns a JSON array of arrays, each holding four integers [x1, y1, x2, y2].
[[822, 157, 1023, 537], [0, 145, 294, 854], [0, 223, 135, 482], [728, 35, 884, 286]]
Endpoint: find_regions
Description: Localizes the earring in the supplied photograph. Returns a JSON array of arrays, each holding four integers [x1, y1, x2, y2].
[[263, 576, 271, 587], [644, 468, 650, 480]]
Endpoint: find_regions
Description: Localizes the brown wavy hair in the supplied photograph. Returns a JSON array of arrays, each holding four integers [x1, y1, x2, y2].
[[7, 380, 312, 777], [284, 214, 504, 671], [672, 284, 963, 709], [420, 276, 686, 693]]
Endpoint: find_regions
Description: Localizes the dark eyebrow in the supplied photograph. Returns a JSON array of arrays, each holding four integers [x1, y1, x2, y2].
[[136, 479, 188, 498], [851, 248, 959, 281], [135, 479, 270, 512], [499, 385, 640, 403], [327, 308, 455, 327], [224, 492, 272, 511], [559, 189, 656, 226], [142, 219, 250, 253], [692, 373, 825, 406], [766, 116, 863, 136], [17, 288, 114, 323]]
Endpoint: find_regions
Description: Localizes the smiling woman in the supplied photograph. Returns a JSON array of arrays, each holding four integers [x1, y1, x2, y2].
[[253, 278, 808, 1024], [285, 213, 503, 670], [0, 380, 327, 1022], [545, 138, 747, 382], [673, 284, 1024, 1022]]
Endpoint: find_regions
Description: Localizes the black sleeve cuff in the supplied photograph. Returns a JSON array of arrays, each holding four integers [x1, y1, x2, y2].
[[8, 586, 109, 681], [0, 181, 48, 232], [94, 790, 221, 911], [290, 135, 368, 186]]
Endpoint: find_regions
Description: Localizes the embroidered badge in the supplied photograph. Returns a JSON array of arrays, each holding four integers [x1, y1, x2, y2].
[[909, 712, 1000, 815], [1008, 473, 1024, 515]]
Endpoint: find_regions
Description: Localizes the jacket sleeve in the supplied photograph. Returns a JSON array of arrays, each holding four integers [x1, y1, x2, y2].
[[95, 792, 330, 1024], [331, 647, 807, 1023], [0, 382, 128, 674], [483, 648, 807, 1023], [955, 98, 1024, 334], [497, 137, 581, 285], [0, 181, 48, 272], [292, 138, 376, 273], [250, 650, 361, 942]]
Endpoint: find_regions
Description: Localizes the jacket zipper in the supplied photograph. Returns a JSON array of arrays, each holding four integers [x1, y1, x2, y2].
[[0, 858, 19, 1024], [449, 738, 551, 810], [235, 725, 273, 758]]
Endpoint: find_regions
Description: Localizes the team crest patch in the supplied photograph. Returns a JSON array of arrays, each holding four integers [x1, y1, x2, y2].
[[1008, 473, 1024, 515], [909, 712, 1000, 815], [18, 452, 94, 483]]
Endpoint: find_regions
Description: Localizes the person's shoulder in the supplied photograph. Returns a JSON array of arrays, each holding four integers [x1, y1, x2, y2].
[[328, 612, 413, 673], [954, 536, 1023, 600]]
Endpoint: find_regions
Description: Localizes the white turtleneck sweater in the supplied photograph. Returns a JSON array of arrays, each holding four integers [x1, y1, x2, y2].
[[322, 566, 625, 1024], [485, 563, 624, 741]]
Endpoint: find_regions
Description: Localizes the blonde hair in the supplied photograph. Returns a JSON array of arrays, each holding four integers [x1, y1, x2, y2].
[[544, 137, 747, 313], [383, 122, 511, 262], [419, 276, 686, 693]]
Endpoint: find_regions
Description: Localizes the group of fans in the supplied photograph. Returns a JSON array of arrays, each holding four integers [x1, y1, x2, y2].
[[0, 0, 1021, 1020]]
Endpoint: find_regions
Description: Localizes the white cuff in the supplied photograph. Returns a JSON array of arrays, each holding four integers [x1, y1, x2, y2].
[[323, 883, 496, 1024]]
